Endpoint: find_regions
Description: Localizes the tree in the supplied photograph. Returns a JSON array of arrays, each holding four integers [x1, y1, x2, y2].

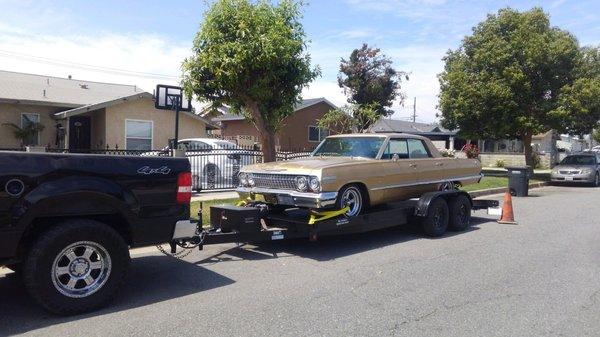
[[438, 8, 580, 167], [338, 44, 407, 130], [317, 104, 380, 134], [181, 0, 320, 162], [551, 46, 600, 148], [593, 128, 600, 144]]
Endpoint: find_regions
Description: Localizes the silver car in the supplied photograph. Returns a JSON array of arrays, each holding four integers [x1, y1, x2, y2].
[[551, 153, 600, 186]]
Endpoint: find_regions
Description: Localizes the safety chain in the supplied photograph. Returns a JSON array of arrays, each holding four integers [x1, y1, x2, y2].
[[156, 230, 207, 260]]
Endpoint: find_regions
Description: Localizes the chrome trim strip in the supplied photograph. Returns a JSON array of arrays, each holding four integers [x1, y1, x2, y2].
[[369, 174, 484, 191]]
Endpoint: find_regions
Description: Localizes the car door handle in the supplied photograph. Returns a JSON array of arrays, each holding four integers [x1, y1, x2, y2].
[[435, 162, 444, 166], [409, 163, 418, 168]]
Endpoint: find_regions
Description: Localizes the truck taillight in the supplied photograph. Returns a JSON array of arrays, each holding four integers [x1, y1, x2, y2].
[[177, 172, 192, 204]]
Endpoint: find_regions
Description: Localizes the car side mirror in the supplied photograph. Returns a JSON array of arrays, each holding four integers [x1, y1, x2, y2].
[[392, 154, 399, 162]]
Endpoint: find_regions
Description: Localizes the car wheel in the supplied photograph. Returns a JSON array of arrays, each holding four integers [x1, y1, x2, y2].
[[448, 194, 472, 231], [439, 181, 454, 191], [337, 185, 365, 217], [204, 164, 220, 188], [594, 172, 600, 187], [421, 198, 449, 237], [23, 219, 130, 315]]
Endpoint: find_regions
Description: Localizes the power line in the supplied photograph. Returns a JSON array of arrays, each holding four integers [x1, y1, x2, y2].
[[0, 49, 179, 80]]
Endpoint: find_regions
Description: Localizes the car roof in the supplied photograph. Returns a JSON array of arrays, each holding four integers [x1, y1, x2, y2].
[[179, 138, 235, 145], [327, 133, 430, 141]]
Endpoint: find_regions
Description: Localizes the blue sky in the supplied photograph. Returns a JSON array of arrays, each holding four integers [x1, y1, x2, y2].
[[0, 0, 598, 122]]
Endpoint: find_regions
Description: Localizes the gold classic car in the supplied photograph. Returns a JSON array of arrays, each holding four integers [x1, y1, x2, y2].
[[237, 133, 482, 217]]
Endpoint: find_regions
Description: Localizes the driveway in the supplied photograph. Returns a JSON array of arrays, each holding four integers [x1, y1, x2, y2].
[[1, 186, 599, 337]]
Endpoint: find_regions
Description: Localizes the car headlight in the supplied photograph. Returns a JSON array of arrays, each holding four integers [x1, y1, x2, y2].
[[239, 172, 248, 186], [295, 176, 308, 191], [582, 168, 592, 174], [247, 173, 255, 187], [309, 177, 321, 192]]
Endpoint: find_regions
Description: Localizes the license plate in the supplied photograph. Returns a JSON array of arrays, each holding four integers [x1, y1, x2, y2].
[[277, 195, 294, 205], [565, 176, 574, 181]]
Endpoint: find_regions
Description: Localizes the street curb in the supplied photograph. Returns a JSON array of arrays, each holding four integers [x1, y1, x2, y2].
[[468, 182, 549, 198]]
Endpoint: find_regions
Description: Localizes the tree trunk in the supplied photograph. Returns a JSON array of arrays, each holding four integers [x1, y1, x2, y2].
[[522, 133, 534, 169], [246, 101, 277, 162]]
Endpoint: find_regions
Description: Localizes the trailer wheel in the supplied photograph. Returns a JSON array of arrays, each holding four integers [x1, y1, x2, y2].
[[23, 219, 130, 315], [448, 194, 472, 231], [421, 198, 449, 237]]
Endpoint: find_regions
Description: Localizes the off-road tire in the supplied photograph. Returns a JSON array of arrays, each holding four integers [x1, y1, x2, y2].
[[448, 194, 472, 231], [23, 219, 130, 315], [421, 198, 449, 237]]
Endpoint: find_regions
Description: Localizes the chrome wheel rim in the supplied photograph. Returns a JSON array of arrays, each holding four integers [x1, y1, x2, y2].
[[341, 188, 362, 217], [51, 241, 112, 298]]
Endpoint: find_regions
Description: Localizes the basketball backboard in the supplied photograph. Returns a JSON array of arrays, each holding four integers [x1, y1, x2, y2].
[[155, 84, 192, 112]]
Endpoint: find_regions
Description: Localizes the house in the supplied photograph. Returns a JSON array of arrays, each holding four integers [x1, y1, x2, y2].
[[477, 130, 559, 168], [371, 119, 463, 150], [0, 70, 215, 151], [212, 98, 337, 151]]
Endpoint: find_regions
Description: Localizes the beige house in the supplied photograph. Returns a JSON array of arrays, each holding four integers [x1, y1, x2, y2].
[[211, 98, 337, 151], [0, 70, 214, 151]]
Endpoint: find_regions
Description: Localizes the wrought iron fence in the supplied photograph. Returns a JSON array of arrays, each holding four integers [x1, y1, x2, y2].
[[2, 145, 315, 191]]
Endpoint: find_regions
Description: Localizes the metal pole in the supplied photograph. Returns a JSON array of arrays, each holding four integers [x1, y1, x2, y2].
[[174, 96, 180, 149]]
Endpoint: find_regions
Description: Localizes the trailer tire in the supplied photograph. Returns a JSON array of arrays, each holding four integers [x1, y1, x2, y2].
[[23, 219, 130, 315], [421, 198, 449, 237], [448, 194, 472, 231]]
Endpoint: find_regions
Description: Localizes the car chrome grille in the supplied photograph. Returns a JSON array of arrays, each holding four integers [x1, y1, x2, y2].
[[250, 173, 298, 190], [559, 170, 581, 175]]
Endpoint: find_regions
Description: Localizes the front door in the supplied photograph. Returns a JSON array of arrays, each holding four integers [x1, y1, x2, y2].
[[380, 138, 422, 201], [68, 116, 91, 152]]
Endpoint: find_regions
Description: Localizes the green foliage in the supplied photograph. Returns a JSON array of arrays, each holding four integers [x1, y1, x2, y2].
[[593, 128, 600, 144], [495, 159, 506, 168], [181, 0, 320, 161], [551, 77, 600, 135], [438, 7, 581, 166], [317, 103, 380, 134], [2, 121, 45, 146], [338, 44, 407, 130]]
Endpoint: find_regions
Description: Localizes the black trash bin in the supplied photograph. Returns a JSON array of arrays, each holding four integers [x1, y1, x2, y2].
[[505, 166, 531, 197]]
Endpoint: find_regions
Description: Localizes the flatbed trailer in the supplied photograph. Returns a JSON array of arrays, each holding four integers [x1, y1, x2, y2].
[[175, 190, 500, 251]]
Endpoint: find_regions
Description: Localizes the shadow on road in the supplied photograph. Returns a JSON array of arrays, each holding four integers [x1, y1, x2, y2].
[[0, 255, 234, 336], [195, 215, 493, 264]]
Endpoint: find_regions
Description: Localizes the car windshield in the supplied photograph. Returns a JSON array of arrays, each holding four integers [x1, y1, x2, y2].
[[560, 155, 595, 165], [312, 137, 385, 158]]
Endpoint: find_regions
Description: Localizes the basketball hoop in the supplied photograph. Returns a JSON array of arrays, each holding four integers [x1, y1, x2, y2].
[[155, 85, 193, 150]]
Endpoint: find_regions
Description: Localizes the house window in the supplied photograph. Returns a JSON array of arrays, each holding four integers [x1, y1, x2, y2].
[[308, 126, 329, 142], [125, 120, 153, 150], [21, 113, 40, 146]]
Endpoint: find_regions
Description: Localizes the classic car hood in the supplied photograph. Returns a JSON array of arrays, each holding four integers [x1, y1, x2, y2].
[[242, 156, 374, 173]]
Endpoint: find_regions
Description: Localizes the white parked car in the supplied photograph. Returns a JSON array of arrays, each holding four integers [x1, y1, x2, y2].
[[177, 138, 254, 188]]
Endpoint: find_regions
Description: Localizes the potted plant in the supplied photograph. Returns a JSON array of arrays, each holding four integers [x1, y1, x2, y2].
[[2, 119, 45, 148]]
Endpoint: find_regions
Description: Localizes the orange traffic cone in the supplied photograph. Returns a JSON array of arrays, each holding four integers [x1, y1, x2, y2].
[[497, 191, 517, 225]]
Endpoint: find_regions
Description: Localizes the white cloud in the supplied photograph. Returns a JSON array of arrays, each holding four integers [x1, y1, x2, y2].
[[0, 27, 189, 93]]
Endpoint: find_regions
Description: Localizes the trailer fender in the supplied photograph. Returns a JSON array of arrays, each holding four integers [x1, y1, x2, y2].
[[414, 190, 472, 217]]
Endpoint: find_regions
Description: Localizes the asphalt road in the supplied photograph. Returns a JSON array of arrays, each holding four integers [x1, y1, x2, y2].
[[1, 186, 599, 337]]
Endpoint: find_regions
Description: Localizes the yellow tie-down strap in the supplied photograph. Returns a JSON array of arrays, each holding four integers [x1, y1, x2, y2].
[[308, 207, 350, 225]]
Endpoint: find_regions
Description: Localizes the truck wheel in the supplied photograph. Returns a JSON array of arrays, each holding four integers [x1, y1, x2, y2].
[[337, 185, 365, 217], [23, 219, 130, 315], [448, 194, 472, 231], [421, 198, 449, 237]]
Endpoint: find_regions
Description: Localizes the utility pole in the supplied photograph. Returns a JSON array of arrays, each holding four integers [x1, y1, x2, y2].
[[412, 97, 417, 123]]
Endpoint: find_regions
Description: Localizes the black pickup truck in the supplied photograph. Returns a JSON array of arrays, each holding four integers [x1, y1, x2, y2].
[[0, 151, 197, 315]]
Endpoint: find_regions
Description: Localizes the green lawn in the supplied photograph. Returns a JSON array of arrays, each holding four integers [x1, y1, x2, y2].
[[460, 176, 542, 192]]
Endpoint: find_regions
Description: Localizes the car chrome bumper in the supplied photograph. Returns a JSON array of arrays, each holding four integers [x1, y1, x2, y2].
[[172, 220, 198, 240], [236, 187, 338, 209]]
